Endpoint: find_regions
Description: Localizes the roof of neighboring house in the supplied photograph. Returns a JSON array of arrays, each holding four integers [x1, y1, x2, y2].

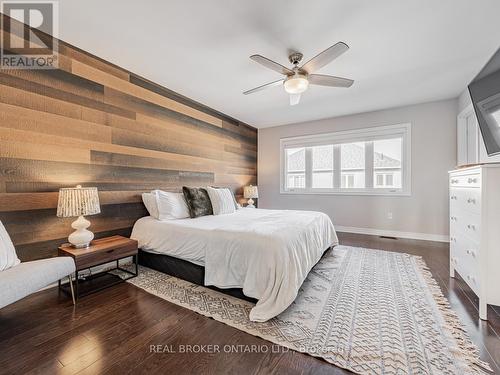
[[287, 144, 401, 171]]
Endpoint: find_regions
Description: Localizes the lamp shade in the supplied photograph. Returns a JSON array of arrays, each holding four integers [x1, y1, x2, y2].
[[243, 185, 258, 199], [57, 185, 101, 218]]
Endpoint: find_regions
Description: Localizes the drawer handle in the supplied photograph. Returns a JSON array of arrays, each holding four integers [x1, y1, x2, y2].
[[106, 249, 115, 254], [451, 179, 459, 184], [467, 198, 476, 204], [468, 178, 477, 184], [466, 249, 477, 258], [450, 216, 457, 221], [450, 237, 456, 242], [450, 196, 457, 200], [467, 224, 476, 231]]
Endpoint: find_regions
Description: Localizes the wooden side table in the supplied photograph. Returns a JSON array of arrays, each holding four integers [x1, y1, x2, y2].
[[58, 235, 138, 300]]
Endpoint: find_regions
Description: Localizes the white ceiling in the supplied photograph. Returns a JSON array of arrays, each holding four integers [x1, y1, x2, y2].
[[59, 0, 500, 128]]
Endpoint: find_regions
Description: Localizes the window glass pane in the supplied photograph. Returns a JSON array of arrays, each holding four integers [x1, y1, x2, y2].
[[386, 174, 394, 186], [287, 173, 305, 188], [373, 138, 402, 189], [285, 148, 305, 189], [286, 148, 305, 172], [312, 145, 333, 188], [348, 175, 354, 187], [313, 172, 333, 188], [312, 145, 333, 170], [341, 142, 365, 188], [376, 174, 384, 186]]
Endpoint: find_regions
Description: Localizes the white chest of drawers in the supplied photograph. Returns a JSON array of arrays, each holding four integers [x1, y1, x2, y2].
[[449, 164, 500, 320]]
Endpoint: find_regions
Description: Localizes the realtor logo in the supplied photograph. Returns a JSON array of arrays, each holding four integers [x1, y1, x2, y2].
[[1, 0, 58, 69]]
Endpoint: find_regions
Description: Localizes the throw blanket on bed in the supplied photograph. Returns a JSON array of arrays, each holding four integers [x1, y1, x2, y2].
[[203, 209, 338, 321]]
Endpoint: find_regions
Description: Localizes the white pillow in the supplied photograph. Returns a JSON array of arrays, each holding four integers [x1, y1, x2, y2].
[[154, 190, 190, 220], [211, 186, 239, 210], [142, 192, 159, 219], [206, 187, 236, 215], [0, 220, 20, 271]]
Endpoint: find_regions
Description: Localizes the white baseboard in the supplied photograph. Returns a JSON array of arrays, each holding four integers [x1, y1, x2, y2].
[[335, 225, 449, 243]]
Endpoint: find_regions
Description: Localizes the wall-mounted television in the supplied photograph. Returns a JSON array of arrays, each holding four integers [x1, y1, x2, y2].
[[468, 48, 500, 157]]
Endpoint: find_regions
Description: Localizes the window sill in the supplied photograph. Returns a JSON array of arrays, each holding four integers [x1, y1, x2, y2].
[[280, 189, 411, 197]]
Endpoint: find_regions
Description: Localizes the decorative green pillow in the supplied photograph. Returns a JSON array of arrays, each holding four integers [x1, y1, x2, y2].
[[182, 187, 213, 218]]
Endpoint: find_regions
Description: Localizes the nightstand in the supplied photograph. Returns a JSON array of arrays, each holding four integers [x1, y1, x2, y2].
[[58, 235, 138, 300]]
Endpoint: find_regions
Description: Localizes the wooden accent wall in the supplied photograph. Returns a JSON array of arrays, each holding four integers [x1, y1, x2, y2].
[[0, 15, 257, 261]]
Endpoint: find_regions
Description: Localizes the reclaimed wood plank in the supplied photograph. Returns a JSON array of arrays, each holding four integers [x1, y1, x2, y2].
[[0, 102, 113, 142], [0, 191, 143, 212], [0, 158, 214, 186]]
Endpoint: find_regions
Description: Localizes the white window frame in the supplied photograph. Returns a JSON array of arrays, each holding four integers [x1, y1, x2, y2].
[[280, 123, 411, 196]]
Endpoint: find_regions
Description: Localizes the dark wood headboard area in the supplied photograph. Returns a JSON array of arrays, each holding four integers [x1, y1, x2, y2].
[[0, 14, 257, 261]]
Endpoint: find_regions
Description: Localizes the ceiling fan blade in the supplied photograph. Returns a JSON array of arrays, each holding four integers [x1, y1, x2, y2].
[[250, 55, 294, 76], [301, 42, 349, 74], [289, 94, 301, 106], [308, 74, 354, 88], [243, 79, 284, 95]]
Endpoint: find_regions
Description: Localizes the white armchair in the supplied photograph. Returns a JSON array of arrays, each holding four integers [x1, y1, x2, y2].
[[0, 221, 76, 309]]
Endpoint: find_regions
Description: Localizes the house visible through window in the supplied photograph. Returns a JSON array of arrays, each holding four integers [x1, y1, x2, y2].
[[375, 173, 395, 187], [285, 148, 305, 189], [373, 138, 402, 188], [341, 174, 355, 188], [341, 142, 365, 188], [312, 145, 334, 188], [281, 124, 411, 195]]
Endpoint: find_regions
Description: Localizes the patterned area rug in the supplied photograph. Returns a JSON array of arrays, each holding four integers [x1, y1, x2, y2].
[[127, 246, 492, 375]]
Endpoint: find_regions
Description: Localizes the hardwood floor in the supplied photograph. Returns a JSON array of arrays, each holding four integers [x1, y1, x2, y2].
[[0, 232, 499, 374]]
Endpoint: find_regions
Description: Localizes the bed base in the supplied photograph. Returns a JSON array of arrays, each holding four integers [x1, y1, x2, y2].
[[139, 245, 334, 305], [138, 249, 258, 303]]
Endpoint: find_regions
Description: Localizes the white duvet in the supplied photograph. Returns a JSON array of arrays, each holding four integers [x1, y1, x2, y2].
[[131, 208, 338, 322]]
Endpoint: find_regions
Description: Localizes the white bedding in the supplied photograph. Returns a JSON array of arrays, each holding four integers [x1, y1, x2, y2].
[[131, 208, 338, 322]]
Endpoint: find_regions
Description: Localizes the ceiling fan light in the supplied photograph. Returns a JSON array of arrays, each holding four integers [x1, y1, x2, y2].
[[284, 76, 309, 94]]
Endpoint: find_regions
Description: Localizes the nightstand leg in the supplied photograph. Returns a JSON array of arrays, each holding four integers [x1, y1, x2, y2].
[[74, 271, 79, 301], [68, 275, 75, 305], [135, 255, 138, 276]]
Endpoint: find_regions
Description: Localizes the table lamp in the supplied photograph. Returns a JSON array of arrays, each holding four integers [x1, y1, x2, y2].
[[243, 185, 258, 208], [57, 185, 101, 248]]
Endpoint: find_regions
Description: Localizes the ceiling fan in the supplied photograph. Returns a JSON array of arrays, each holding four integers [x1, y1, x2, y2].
[[243, 42, 354, 106]]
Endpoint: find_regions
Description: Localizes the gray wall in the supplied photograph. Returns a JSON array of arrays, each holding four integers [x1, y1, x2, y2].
[[458, 89, 472, 113], [258, 99, 458, 240]]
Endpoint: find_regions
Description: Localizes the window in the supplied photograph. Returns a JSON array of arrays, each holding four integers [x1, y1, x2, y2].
[[285, 147, 305, 189], [342, 174, 355, 188], [280, 124, 411, 195], [375, 173, 395, 187], [373, 138, 402, 189], [341, 142, 365, 188], [312, 145, 334, 188]]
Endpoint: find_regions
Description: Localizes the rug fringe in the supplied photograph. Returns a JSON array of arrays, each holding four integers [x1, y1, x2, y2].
[[413, 257, 493, 374]]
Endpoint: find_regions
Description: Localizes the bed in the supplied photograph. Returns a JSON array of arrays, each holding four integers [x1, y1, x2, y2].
[[131, 208, 338, 322]]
